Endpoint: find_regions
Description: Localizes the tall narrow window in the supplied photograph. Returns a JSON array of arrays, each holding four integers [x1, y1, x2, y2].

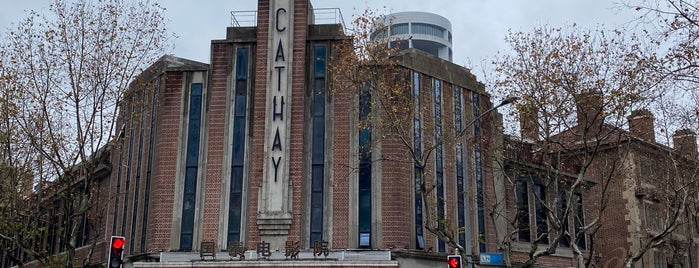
[[413, 72, 424, 249], [358, 84, 372, 248], [573, 193, 586, 249], [310, 45, 327, 244], [113, 108, 127, 235], [433, 79, 445, 252], [180, 83, 203, 251], [472, 92, 486, 252], [454, 87, 467, 248], [122, 97, 136, 235], [516, 180, 530, 242], [534, 182, 548, 244], [131, 90, 147, 253], [228, 47, 249, 244], [141, 81, 159, 251], [557, 183, 570, 248]]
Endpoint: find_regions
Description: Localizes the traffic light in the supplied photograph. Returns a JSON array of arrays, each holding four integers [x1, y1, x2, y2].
[[447, 254, 463, 268], [108, 236, 125, 268]]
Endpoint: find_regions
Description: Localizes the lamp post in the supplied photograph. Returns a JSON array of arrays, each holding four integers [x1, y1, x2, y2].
[[456, 95, 518, 140], [454, 95, 516, 268]]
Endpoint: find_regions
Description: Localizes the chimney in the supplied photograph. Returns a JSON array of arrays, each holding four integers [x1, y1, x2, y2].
[[673, 129, 698, 160], [575, 91, 604, 129], [520, 107, 539, 141], [627, 109, 655, 143]]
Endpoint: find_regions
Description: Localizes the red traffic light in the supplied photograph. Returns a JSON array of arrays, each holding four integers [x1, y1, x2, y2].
[[112, 237, 125, 249], [447, 255, 462, 268], [109, 236, 126, 268]]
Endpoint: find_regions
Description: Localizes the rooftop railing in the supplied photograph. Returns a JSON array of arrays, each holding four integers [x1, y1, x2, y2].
[[230, 8, 345, 30], [310, 8, 345, 29], [230, 10, 257, 27]]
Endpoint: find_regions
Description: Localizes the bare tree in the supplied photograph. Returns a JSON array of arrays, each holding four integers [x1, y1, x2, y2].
[[331, 9, 501, 260], [0, 0, 173, 267], [491, 24, 658, 267], [625, 0, 699, 90]]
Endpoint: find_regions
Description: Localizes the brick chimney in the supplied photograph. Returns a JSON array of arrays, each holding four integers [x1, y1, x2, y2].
[[673, 129, 698, 160], [520, 107, 539, 141], [575, 91, 604, 129], [627, 109, 655, 143]]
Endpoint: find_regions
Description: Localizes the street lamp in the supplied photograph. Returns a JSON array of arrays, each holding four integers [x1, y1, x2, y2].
[[450, 95, 516, 268], [456, 95, 518, 139]]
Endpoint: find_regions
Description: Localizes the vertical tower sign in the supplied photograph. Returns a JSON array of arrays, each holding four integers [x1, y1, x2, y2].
[[258, 0, 294, 248]]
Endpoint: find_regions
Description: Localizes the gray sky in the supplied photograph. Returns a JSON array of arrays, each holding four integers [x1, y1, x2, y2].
[[0, 0, 640, 76]]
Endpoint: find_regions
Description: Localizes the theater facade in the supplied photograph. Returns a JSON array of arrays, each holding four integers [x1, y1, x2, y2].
[[99, 0, 496, 267]]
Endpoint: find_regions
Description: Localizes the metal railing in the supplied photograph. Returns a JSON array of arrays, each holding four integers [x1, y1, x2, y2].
[[230, 8, 345, 29], [231, 10, 257, 27], [310, 8, 345, 29]]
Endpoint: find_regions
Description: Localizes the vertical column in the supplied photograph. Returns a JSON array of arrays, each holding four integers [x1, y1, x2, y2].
[[257, 0, 295, 250]]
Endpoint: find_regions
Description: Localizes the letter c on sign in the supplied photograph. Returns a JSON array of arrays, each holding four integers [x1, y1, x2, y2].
[[276, 8, 287, 32]]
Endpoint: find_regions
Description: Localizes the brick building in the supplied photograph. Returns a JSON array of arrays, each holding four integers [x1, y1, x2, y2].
[[496, 101, 699, 267], [95, 0, 498, 267]]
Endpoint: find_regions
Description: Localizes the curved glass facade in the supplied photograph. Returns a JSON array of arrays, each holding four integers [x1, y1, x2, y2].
[[378, 12, 453, 61]]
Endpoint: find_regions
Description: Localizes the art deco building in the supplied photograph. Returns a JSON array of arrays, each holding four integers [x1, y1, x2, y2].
[[93, 0, 499, 267]]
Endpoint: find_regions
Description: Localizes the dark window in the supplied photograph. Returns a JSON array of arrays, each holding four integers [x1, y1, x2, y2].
[[112, 107, 125, 234], [413, 72, 424, 249], [516, 180, 531, 242], [557, 184, 570, 247], [358, 83, 372, 248], [411, 23, 445, 38], [180, 83, 203, 251], [454, 87, 467, 248], [434, 79, 445, 252], [370, 28, 387, 41], [141, 81, 159, 251], [130, 89, 147, 253], [391, 23, 409, 35], [310, 45, 327, 245], [472, 92, 486, 252], [122, 98, 136, 236], [534, 183, 548, 244], [573, 193, 586, 249], [228, 47, 249, 244], [76, 213, 89, 248]]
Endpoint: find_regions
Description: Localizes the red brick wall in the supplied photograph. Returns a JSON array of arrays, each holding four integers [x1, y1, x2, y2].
[[148, 72, 184, 250], [330, 42, 351, 249], [200, 42, 229, 244], [380, 133, 412, 249], [589, 149, 632, 266], [247, 0, 270, 249], [288, 0, 310, 243]]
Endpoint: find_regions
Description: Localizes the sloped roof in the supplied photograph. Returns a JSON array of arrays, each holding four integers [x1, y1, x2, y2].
[[128, 55, 209, 89]]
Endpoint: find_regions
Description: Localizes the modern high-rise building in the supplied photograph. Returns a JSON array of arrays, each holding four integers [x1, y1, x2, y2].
[[374, 11, 453, 61]]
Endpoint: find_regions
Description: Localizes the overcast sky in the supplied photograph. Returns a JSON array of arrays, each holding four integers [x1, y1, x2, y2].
[[0, 0, 641, 77]]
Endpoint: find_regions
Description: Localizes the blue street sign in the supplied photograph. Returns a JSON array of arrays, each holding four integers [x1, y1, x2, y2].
[[480, 253, 504, 266]]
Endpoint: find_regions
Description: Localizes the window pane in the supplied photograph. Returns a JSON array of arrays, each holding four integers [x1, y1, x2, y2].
[[314, 46, 326, 78], [236, 47, 249, 79], [312, 165, 324, 191], [391, 23, 408, 35], [358, 189, 372, 233], [534, 184, 548, 244], [516, 181, 531, 242], [412, 23, 445, 38]]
